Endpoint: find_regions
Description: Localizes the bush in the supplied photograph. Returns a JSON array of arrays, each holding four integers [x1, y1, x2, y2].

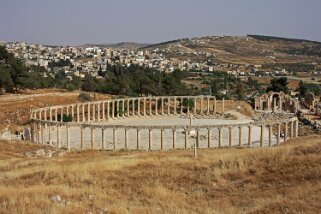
[[66, 83, 77, 91], [78, 92, 91, 102], [63, 114, 72, 122]]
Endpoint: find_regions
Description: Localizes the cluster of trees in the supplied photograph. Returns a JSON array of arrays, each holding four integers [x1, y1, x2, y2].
[[298, 81, 321, 97], [0, 46, 53, 93], [48, 59, 73, 68], [81, 64, 191, 96]]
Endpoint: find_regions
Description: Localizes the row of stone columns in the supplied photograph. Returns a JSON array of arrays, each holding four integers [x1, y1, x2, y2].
[[31, 118, 299, 150], [31, 96, 223, 123]]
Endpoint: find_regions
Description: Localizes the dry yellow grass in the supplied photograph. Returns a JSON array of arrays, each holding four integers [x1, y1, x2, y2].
[[1, 136, 321, 213]]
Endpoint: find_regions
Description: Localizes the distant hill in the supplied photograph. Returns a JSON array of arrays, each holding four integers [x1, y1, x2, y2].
[[247, 34, 321, 45], [140, 35, 321, 65], [82, 42, 151, 49]]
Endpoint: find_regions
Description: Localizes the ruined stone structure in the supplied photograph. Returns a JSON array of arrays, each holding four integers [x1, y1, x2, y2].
[[304, 92, 321, 114], [255, 91, 299, 113], [29, 95, 299, 151]]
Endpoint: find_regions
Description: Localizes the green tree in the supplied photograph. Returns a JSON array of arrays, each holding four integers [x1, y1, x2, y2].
[[266, 77, 289, 93], [81, 75, 97, 92]]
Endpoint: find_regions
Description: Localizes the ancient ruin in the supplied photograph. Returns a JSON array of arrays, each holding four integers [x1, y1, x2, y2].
[[29, 95, 299, 151], [255, 91, 299, 113]]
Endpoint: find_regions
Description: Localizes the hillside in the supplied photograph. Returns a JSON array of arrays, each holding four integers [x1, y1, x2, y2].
[[82, 42, 151, 49], [1, 136, 321, 213], [142, 35, 321, 65]]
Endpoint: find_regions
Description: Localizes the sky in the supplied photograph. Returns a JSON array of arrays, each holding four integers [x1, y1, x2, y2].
[[0, 0, 321, 45]]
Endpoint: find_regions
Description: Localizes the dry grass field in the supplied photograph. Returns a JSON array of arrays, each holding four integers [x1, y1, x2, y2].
[[1, 136, 321, 213], [0, 90, 111, 132]]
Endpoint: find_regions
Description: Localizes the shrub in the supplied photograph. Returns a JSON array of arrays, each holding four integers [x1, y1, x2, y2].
[[78, 92, 91, 102]]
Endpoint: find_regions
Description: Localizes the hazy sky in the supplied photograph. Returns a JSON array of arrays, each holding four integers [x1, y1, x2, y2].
[[1, 0, 320, 45]]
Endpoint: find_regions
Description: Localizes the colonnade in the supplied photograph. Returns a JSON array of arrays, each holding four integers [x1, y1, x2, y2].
[[29, 95, 300, 151], [30, 118, 299, 151], [30, 96, 223, 123]]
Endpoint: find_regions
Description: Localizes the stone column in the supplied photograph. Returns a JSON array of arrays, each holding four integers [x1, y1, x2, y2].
[[116, 101, 120, 118], [269, 125, 272, 147], [161, 129, 164, 150], [284, 122, 288, 142], [77, 105, 80, 122], [60, 107, 63, 122], [222, 98, 225, 113], [172, 129, 176, 149], [87, 104, 91, 122], [125, 128, 129, 149], [43, 110, 47, 121], [196, 129, 200, 148], [214, 99, 217, 114], [71, 105, 74, 122], [184, 128, 189, 149], [49, 108, 52, 121], [218, 127, 222, 147], [248, 125, 252, 147], [82, 105, 85, 122], [48, 124, 52, 145], [229, 127, 233, 147], [36, 123, 40, 144], [66, 106, 69, 117], [102, 102, 105, 121], [161, 98, 164, 115], [277, 123, 281, 145], [207, 97, 210, 115], [56, 125, 60, 148], [97, 102, 101, 121], [155, 98, 158, 115], [260, 124, 264, 147], [239, 126, 242, 147], [107, 101, 110, 120], [81, 127, 84, 150], [112, 101, 115, 119], [39, 110, 42, 121], [41, 124, 44, 145], [113, 127, 117, 150], [102, 128, 105, 150], [143, 98, 147, 116], [207, 128, 212, 148], [91, 127, 95, 149], [137, 99, 141, 116], [30, 122, 35, 143], [92, 104, 96, 121], [149, 98, 152, 115], [67, 126, 70, 150], [127, 99, 130, 117], [122, 100, 125, 118], [148, 129, 153, 150], [279, 97, 283, 111], [132, 99, 135, 116], [55, 108, 58, 122], [136, 129, 141, 150]]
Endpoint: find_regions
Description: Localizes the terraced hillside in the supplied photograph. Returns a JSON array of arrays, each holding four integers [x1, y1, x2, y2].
[[143, 35, 321, 66]]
